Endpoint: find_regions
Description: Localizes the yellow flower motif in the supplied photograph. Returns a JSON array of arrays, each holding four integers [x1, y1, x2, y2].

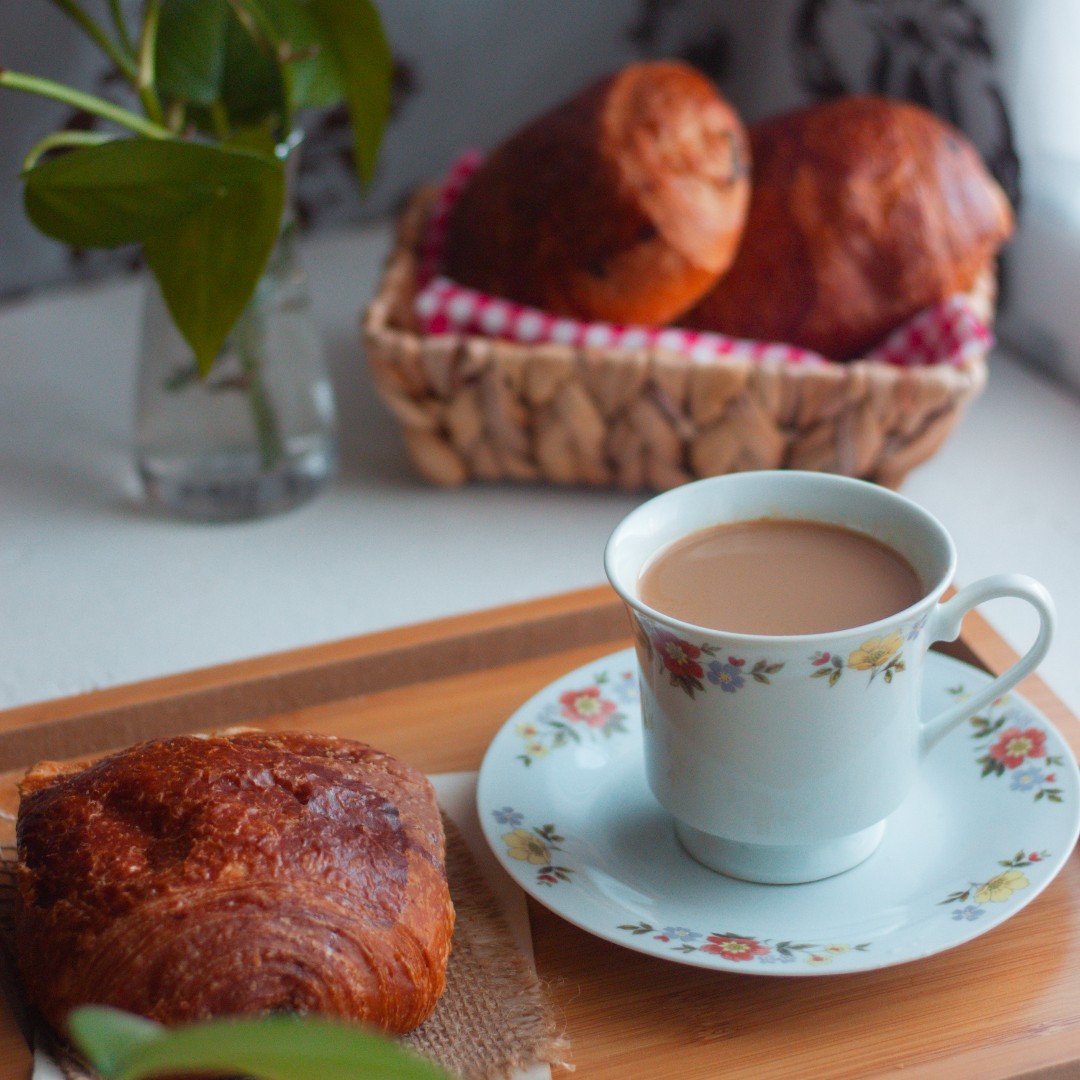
[[824, 944, 850, 954], [974, 869, 1030, 904], [525, 741, 549, 759], [503, 828, 550, 865], [516, 722, 539, 738], [805, 953, 833, 966], [848, 632, 903, 671]]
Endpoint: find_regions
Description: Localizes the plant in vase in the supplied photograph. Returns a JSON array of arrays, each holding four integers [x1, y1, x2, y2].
[[0, 0, 393, 519]]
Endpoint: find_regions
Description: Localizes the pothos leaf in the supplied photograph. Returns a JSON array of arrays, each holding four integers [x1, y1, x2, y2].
[[23, 139, 215, 247], [142, 144, 285, 375], [22, 138, 278, 246], [25, 138, 285, 375], [156, 0, 230, 106], [218, 1, 290, 128], [68, 1007, 453, 1080], [305, 0, 392, 183], [249, 0, 347, 108]]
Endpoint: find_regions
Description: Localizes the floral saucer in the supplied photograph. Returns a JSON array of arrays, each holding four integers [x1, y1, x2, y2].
[[476, 647, 1080, 974]]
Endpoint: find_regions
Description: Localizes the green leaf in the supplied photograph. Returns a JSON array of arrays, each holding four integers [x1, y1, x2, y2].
[[67, 1008, 162, 1077], [23, 140, 209, 247], [219, 2, 289, 127], [22, 138, 276, 247], [305, 0, 392, 182], [249, 0, 346, 108], [23, 139, 284, 373], [68, 1007, 453, 1080], [156, 0, 229, 105], [142, 145, 285, 374]]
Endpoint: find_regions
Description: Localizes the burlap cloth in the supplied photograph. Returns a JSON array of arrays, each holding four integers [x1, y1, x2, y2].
[[0, 813, 570, 1079]]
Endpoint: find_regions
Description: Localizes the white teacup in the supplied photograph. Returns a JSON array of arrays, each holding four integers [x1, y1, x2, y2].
[[604, 471, 1055, 884]]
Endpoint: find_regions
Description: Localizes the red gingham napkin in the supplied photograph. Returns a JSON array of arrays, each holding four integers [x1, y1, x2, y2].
[[414, 153, 992, 369]]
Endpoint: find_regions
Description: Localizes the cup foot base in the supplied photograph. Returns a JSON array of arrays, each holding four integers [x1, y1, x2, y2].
[[674, 819, 887, 884]]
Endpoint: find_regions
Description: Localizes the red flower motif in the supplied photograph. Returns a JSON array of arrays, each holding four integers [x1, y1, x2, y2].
[[654, 935, 670, 942], [1047, 775, 1056, 783], [1030, 852, 1042, 862], [812, 652, 831, 666], [728, 656, 745, 667], [699, 935, 770, 962], [559, 687, 617, 727], [653, 631, 704, 680], [990, 726, 1047, 769]]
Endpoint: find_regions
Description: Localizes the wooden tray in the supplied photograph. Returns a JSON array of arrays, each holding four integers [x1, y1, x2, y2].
[[0, 586, 1076, 1079]]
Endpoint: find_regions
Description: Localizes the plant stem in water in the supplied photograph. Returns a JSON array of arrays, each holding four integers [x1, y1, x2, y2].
[[235, 308, 284, 472]]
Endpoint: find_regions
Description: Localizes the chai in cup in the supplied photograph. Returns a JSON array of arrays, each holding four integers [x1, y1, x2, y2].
[[605, 471, 1055, 884], [638, 518, 924, 636]]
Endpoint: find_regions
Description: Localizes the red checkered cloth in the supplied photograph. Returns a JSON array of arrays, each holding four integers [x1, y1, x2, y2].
[[414, 153, 993, 369]]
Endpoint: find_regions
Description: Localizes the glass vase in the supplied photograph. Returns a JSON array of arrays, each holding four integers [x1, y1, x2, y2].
[[134, 143, 336, 521]]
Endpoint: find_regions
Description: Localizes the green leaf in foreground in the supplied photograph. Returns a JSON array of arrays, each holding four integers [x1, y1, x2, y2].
[[67, 1009, 161, 1078], [69, 1006, 454, 1080]]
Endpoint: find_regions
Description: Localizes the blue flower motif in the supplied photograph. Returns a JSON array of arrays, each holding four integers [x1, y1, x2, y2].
[[610, 672, 639, 704], [1010, 766, 1047, 793], [951, 905, 986, 922], [661, 926, 701, 941], [707, 662, 745, 692], [492, 806, 524, 827]]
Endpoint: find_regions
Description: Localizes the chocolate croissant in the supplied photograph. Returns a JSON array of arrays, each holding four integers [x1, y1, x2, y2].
[[15, 730, 454, 1035], [682, 94, 1014, 360], [443, 60, 751, 326]]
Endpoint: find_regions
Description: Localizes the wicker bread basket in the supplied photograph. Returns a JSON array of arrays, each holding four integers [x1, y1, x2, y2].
[[362, 187, 992, 491]]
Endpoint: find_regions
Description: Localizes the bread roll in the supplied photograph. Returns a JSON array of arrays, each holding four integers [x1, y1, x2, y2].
[[682, 95, 1014, 360], [443, 60, 751, 326], [15, 730, 453, 1035]]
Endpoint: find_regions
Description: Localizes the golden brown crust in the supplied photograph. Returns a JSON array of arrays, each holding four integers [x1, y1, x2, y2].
[[16, 731, 453, 1035], [682, 95, 1014, 359], [442, 61, 750, 326]]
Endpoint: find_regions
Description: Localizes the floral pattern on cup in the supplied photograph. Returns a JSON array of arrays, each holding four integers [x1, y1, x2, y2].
[[810, 631, 906, 687], [617, 922, 870, 967], [515, 669, 636, 765], [941, 850, 1048, 917], [649, 627, 783, 699], [493, 809, 573, 887], [954, 688, 1067, 803]]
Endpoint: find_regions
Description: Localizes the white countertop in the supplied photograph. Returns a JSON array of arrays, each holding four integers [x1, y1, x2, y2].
[[1, 221, 1078, 724]]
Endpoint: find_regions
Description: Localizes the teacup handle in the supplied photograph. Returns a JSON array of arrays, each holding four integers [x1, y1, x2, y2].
[[920, 574, 1056, 753]]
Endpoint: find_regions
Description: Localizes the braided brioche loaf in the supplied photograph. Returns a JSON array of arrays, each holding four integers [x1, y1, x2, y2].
[[443, 60, 751, 326], [682, 94, 1014, 359]]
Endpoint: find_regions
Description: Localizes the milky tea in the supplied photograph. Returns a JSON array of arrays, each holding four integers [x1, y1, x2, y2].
[[637, 517, 923, 636]]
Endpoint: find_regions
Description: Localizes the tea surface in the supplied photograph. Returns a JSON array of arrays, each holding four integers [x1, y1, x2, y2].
[[638, 518, 922, 635]]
